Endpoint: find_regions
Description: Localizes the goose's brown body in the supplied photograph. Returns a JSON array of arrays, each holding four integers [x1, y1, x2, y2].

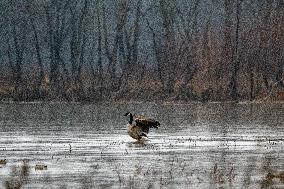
[[124, 112, 160, 140], [127, 124, 144, 140]]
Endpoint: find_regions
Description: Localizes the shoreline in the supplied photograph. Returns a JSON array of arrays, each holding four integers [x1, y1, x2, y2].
[[1, 99, 284, 105]]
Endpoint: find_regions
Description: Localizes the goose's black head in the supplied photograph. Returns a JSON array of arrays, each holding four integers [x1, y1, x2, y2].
[[124, 112, 133, 124], [124, 112, 131, 116]]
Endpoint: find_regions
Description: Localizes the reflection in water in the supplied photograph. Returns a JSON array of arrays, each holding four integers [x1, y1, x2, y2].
[[0, 102, 283, 188]]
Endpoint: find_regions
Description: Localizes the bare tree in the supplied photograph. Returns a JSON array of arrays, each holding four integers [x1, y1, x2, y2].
[[5, 1, 28, 100], [95, 0, 103, 100], [229, 0, 242, 101], [216, 0, 234, 100], [44, 0, 70, 99], [25, 1, 45, 99], [69, 0, 89, 100], [101, 1, 120, 90], [118, 0, 142, 93], [272, 1, 284, 88]]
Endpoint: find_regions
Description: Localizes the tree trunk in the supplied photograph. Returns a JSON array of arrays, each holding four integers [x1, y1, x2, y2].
[[97, 12, 103, 100], [229, 0, 241, 102], [12, 26, 24, 100], [102, 3, 117, 90], [30, 19, 44, 99]]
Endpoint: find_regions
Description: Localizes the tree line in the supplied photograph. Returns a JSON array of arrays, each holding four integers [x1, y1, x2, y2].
[[0, 0, 283, 102]]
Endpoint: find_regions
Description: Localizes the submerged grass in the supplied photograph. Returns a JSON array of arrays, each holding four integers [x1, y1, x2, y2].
[[1, 157, 284, 188], [3, 160, 29, 189]]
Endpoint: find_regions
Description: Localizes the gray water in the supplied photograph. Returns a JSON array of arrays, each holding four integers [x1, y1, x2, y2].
[[0, 102, 283, 189]]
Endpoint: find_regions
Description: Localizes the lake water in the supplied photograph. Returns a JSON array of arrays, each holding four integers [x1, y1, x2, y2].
[[0, 102, 283, 188]]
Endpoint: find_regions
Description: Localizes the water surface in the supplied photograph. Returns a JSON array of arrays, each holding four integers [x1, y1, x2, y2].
[[0, 102, 283, 188]]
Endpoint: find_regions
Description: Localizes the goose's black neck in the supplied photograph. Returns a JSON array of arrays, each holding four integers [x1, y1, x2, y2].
[[129, 113, 133, 124]]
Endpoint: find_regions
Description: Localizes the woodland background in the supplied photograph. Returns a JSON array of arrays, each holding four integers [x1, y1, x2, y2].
[[0, 0, 283, 102]]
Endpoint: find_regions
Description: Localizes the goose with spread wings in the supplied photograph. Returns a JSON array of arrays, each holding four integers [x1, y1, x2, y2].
[[124, 112, 160, 140]]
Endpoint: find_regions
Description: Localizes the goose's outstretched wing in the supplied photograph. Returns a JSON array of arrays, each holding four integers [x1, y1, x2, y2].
[[135, 115, 160, 133]]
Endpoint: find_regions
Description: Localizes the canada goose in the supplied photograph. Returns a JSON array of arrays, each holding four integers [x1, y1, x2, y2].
[[124, 112, 160, 140]]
